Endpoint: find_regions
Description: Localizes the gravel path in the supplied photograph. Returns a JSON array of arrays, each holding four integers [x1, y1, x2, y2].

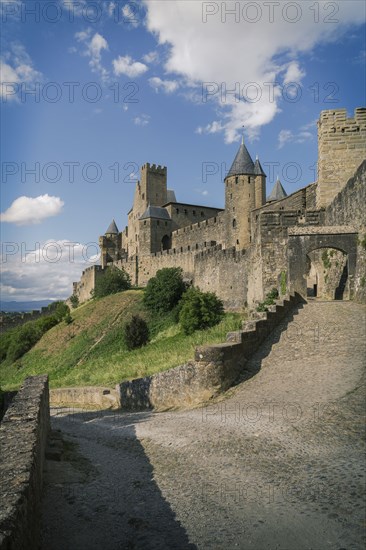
[[41, 301, 366, 550]]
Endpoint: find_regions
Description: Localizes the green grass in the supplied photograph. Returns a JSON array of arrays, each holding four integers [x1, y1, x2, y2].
[[0, 290, 245, 391]]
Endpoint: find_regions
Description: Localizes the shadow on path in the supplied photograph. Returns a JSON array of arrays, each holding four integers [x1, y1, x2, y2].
[[41, 409, 196, 550], [235, 302, 305, 385]]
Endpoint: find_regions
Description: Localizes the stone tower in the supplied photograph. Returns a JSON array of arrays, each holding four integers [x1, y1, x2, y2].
[[127, 163, 168, 256], [317, 107, 366, 208], [99, 219, 122, 268], [224, 138, 266, 249]]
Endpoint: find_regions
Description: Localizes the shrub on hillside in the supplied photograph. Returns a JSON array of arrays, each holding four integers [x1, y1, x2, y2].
[[36, 315, 59, 333], [124, 315, 150, 350], [0, 331, 14, 362], [179, 287, 224, 335], [70, 294, 79, 309], [6, 322, 43, 363], [94, 266, 131, 298], [143, 267, 186, 313], [53, 301, 71, 322]]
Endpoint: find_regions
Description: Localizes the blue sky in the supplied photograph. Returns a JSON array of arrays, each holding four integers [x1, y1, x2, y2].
[[1, 0, 365, 301]]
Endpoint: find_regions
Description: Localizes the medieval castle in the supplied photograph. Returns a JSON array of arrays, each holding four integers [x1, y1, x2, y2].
[[73, 107, 366, 308]]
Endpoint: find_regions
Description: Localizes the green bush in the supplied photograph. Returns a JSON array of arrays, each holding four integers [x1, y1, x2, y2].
[[53, 301, 70, 322], [94, 266, 131, 298], [64, 312, 73, 325], [179, 287, 224, 335], [6, 322, 43, 363], [256, 288, 279, 312], [0, 331, 14, 362], [124, 315, 150, 350], [36, 315, 59, 333], [143, 267, 186, 313], [70, 294, 79, 309]]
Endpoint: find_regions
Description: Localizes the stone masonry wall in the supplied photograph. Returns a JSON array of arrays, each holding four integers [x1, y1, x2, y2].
[[317, 107, 366, 208], [325, 160, 366, 303], [194, 246, 248, 309], [118, 294, 302, 411], [0, 375, 50, 550], [73, 265, 104, 303], [171, 212, 224, 250]]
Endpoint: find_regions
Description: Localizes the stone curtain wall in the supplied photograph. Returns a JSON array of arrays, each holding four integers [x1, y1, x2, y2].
[[194, 246, 248, 309], [73, 265, 104, 303], [254, 183, 317, 215], [0, 375, 50, 550], [171, 213, 224, 250], [119, 294, 302, 411], [325, 160, 366, 303], [317, 108, 366, 208]]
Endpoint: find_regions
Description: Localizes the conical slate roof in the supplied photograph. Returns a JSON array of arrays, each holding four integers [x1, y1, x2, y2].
[[267, 178, 287, 202], [140, 205, 171, 220], [254, 156, 266, 176], [105, 219, 119, 234], [226, 139, 255, 178]]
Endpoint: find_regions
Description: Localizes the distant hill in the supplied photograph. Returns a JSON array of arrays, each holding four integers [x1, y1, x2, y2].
[[0, 300, 55, 313]]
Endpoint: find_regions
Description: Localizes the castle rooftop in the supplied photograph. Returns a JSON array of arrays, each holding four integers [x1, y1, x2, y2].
[[140, 205, 171, 220], [105, 219, 119, 234], [226, 138, 255, 178], [267, 178, 287, 202], [254, 156, 266, 176]]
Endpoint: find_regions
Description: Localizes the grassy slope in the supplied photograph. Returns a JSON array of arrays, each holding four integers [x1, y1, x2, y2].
[[0, 290, 243, 391]]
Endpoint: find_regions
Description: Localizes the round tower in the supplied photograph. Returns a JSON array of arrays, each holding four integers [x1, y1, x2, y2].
[[224, 136, 266, 249]]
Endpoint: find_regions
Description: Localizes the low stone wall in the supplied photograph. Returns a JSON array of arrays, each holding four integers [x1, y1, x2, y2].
[[119, 294, 302, 411], [0, 375, 50, 550], [50, 386, 120, 410]]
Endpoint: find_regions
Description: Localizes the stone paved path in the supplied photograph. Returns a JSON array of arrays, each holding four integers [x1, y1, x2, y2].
[[41, 301, 366, 550]]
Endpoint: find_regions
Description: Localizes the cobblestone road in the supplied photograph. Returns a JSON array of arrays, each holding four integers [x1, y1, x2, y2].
[[42, 301, 366, 550]]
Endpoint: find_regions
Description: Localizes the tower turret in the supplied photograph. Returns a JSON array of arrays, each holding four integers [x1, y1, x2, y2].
[[224, 136, 266, 248]]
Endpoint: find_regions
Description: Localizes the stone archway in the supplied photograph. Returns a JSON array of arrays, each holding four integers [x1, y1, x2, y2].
[[305, 248, 349, 300], [161, 234, 171, 251], [288, 227, 358, 300]]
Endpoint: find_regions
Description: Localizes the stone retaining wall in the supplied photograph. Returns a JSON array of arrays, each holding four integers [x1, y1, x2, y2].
[[50, 386, 120, 410], [119, 294, 302, 411], [0, 375, 50, 550]]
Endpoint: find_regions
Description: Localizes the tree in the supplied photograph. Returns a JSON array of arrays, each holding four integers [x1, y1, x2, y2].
[[179, 287, 224, 335], [70, 294, 79, 309], [53, 301, 71, 322], [143, 267, 186, 313], [6, 323, 43, 363], [94, 266, 131, 298], [124, 315, 150, 350]]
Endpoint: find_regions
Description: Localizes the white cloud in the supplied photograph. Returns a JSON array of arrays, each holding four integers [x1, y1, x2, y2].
[[196, 121, 223, 135], [278, 129, 294, 149], [75, 30, 109, 82], [143, 0, 364, 143], [143, 50, 159, 64], [122, 3, 139, 27], [0, 43, 42, 101], [1, 239, 101, 301], [113, 55, 148, 78], [278, 127, 314, 149], [149, 76, 179, 93], [134, 114, 150, 126], [283, 61, 306, 86], [0, 195, 64, 225]]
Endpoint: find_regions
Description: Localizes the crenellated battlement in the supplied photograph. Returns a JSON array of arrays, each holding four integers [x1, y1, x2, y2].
[[317, 107, 366, 208], [141, 162, 167, 174]]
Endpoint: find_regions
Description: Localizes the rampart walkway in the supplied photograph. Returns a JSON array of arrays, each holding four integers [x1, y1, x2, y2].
[[41, 301, 366, 549]]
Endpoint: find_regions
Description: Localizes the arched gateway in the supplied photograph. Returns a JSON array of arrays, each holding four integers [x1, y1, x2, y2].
[[288, 226, 358, 300]]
